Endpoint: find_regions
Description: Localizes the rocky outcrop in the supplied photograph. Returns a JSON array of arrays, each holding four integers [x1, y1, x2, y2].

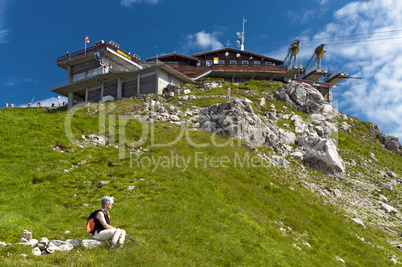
[[296, 134, 345, 178], [199, 80, 223, 90], [199, 99, 292, 152], [376, 133, 402, 151], [274, 82, 324, 114]]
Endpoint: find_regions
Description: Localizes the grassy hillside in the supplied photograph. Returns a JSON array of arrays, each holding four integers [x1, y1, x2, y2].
[[0, 81, 401, 266]]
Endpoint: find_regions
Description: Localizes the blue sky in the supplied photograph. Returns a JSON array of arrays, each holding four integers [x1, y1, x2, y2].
[[1, 0, 401, 140]]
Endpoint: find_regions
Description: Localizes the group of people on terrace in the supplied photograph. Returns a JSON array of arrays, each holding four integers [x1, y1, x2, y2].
[[4, 101, 66, 108]]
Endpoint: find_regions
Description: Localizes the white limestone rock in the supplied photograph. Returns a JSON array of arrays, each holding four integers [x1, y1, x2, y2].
[[22, 230, 32, 241], [256, 97, 266, 106], [378, 182, 393, 191], [81, 239, 104, 249], [32, 247, 42, 256], [47, 240, 74, 252], [37, 237, 49, 250], [380, 203, 398, 215], [297, 135, 345, 178], [66, 239, 81, 248], [284, 81, 325, 114], [351, 218, 365, 228], [169, 115, 181, 122]]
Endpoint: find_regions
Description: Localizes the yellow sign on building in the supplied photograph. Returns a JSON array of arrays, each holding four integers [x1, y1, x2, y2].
[[118, 49, 132, 60], [214, 57, 219, 64]]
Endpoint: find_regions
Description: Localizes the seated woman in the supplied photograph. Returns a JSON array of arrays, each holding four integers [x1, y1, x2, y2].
[[93, 196, 126, 249]]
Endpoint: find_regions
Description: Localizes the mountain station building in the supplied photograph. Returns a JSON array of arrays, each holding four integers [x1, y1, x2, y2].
[[52, 39, 348, 108]]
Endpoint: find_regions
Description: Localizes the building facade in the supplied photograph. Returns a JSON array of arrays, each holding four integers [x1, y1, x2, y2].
[[52, 41, 193, 108]]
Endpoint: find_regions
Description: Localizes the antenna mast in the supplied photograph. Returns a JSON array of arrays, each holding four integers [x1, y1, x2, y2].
[[237, 17, 247, 51]]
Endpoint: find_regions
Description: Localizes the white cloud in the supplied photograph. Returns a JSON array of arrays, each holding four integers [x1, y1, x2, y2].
[[121, 0, 158, 7], [183, 31, 224, 53], [314, 0, 402, 140], [0, 1, 9, 43], [278, 0, 402, 141], [4, 75, 35, 87]]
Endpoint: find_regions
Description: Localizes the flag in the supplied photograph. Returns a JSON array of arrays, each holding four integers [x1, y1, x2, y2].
[[85, 35, 90, 45]]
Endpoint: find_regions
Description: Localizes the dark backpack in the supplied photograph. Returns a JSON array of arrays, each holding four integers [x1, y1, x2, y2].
[[86, 210, 101, 233]]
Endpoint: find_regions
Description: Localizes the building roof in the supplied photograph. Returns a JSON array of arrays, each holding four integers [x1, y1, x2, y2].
[[146, 53, 199, 62], [191, 47, 284, 64]]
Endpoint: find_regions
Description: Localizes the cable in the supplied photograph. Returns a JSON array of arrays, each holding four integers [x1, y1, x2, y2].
[[326, 35, 402, 46], [299, 28, 402, 42]]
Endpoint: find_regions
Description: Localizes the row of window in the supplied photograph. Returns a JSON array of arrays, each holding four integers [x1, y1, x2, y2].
[[202, 60, 275, 67]]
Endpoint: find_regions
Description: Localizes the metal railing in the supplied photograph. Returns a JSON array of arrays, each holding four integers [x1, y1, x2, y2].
[[57, 42, 143, 66], [51, 60, 166, 90]]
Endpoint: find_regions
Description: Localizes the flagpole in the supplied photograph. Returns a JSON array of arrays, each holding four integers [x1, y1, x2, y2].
[[85, 37, 87, 55]]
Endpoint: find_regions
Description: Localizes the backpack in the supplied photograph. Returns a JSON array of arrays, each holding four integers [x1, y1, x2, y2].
[[86, 210, 101, 233]]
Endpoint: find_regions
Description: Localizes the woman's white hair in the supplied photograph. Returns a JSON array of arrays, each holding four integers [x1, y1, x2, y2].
[[101, 196, 115, 208]]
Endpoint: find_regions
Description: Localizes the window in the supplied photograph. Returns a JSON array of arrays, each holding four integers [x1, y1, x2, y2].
[[265, 62, 272, 66], [230, 60, 237, 66], [254, 61, 261, 66], [242, 61, 249, 65], [197, 60, 201, 66], [218, 60, 225, 65], [206, 60, 212, 66]]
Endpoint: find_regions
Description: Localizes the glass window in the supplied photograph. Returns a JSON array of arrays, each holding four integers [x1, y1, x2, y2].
[[254, 61, 260, 66], [265, 62, 272, 66], [230, 60, 237, 66], [197, 60, 201, 66], [206, 60, 212, 66], [242, 61, 249, 65], [218, 60, 225, 65]]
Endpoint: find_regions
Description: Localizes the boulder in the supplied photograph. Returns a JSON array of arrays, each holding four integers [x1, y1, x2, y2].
[[37, 237, 49, 250], [256, 97, 266, 106], [81, 239, 104, 249], [290, 151, 304, 160], [166, 83, 181, 94], [47, 240, 74, 252], [378, 182, 393, 191], [22, 230, 32, 241], [169, 115, 181, 122], [297, 135, 345, 178], [377, 133, 402, 151], [199, 100, 288, 152], [284, 82, 325, 114], [32, 247, 42, 256], [183, 89, 191, 94], [157, 105, 166, 114], [66, 239, 81, 248], [380, 203, 398, 214], [166, 92, 175, 98], [200, 81, 222, 90]]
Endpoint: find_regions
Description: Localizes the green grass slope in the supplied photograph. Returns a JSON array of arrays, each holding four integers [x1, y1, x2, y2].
[[0, 82, 401, 266]]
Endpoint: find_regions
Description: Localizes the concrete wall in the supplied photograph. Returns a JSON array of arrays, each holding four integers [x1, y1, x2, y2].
[[157, 69, 187, 94]]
